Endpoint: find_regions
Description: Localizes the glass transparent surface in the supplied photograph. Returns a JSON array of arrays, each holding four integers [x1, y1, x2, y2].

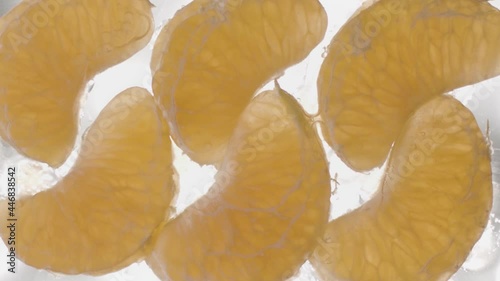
[[0, 0, 499, 280]]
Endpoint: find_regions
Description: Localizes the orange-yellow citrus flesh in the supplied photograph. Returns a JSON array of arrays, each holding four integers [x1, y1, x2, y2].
[[310, 95, 493, 281], [146, 86, 331, 281], [152, 0, 328, 165], [0, 87, 177, 275], [318, 0, 500, 171], [0, 0, 154, 167]]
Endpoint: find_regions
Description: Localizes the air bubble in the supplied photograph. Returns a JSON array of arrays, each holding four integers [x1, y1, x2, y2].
[[321, 47, 328, 58]]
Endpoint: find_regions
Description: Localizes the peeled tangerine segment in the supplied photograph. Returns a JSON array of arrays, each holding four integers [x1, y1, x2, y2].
[[310, 95, 493, 281], [152, 0, 327, 165], [146, 86, 331, 281], [318, 0, 500, 171], [0, 0, 154, 167], [0, 88, 177, 275]]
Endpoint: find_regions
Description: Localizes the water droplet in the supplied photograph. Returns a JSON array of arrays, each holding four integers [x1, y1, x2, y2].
[[85, 79, 95, 93]]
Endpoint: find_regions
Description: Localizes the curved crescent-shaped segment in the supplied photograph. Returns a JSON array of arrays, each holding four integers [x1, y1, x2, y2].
[[311, 95, 492, 281], [0, 87, 177, 275], [147, 86, 331, 281], [0, 0, 154, 167], [152, 0, 327, 165], [318, 0, 500, 171]]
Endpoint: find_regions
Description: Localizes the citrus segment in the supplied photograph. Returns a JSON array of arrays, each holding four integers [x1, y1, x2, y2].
[[146, 86, 331, 281], [310, 95, 493, 281], [152, 0, 327, 165], [318, 0, 500, 171], [0, 0, 154, 167], [0, 87, 177, 274]]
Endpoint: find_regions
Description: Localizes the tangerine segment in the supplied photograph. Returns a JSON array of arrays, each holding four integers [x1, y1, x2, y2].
[[0, 0, 154, 167], [146, 86, 331, 281], [310, 95, 492, 281], [152, 0, 327, 165], [318, 0, 500, 171], [0, 87, 177, 275]]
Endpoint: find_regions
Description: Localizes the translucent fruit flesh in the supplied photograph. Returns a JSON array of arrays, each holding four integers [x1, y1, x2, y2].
[[0, 0, 154, 167], [152, 0, 327, 165], [0, 87, 177, 275], [146, 86, 331, 281], [310, 95, 493, 281], [318, 0, 500, 171]]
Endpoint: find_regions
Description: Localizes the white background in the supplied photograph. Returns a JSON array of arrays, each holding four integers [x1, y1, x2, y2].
[[1, 0, 500, 280]]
